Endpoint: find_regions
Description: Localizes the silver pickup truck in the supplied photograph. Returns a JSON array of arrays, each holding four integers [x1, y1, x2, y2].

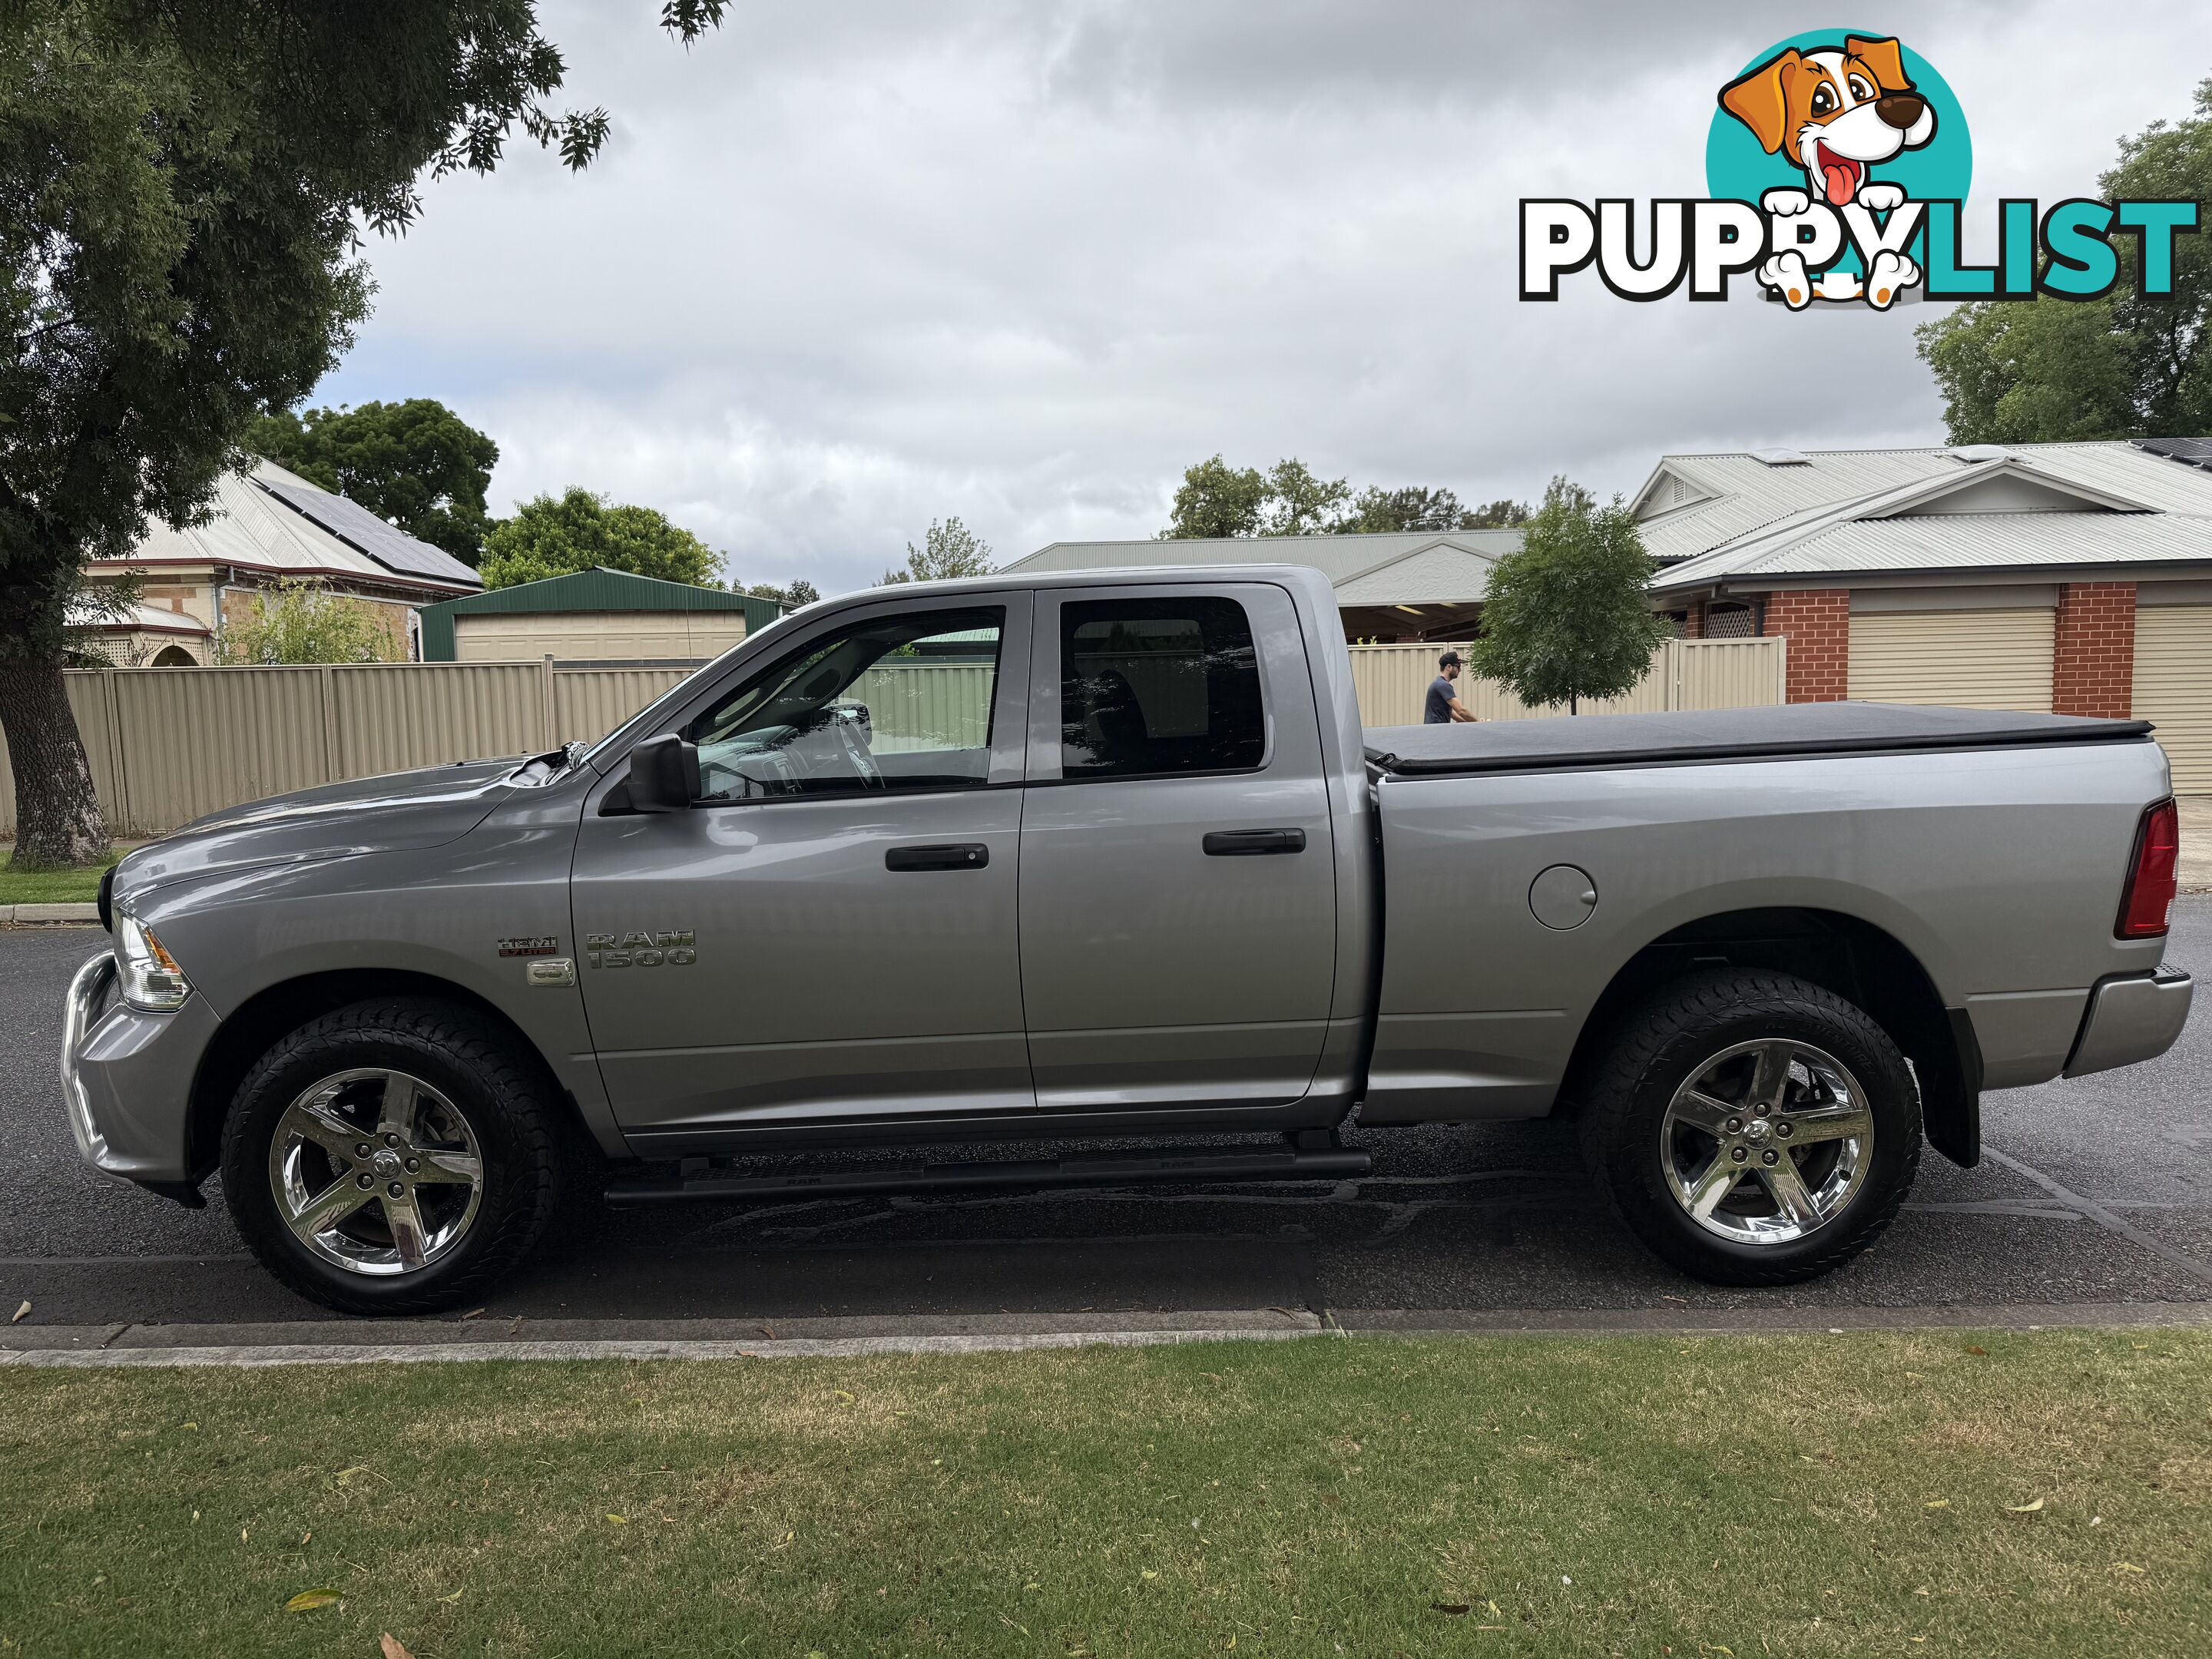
[[61, 565, 2193, 1313]]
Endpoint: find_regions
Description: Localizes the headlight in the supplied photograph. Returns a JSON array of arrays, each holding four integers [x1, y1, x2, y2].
[[115, 911, 191, 1011]]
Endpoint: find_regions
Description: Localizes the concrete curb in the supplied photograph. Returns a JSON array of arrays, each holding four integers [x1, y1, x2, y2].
[[5, 1302, 2208, 1368], [1333, 1300, 2212, 1336], [2, 1326, 1324, 1369], [0, 903, 99, 925]]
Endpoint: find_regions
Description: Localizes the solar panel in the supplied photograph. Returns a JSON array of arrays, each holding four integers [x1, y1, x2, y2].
[[2134, 436, 2212, 469], [256, 476, 481, 585]]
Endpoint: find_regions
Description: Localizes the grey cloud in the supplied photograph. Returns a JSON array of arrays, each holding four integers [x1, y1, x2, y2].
[[320, 0, 2212, 595]]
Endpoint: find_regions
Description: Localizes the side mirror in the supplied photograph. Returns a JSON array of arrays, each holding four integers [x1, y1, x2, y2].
[[628, 733, 700, 813]]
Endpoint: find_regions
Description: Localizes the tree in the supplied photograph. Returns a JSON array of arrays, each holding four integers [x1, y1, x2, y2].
[[1467, 477, 1668, 714], [1464, 498, 1534, 529], [736, 578, 820, 609], [1161, 455, 1270, 539], [1164, 455, 1525, 538], [881, 517, 995, 584], [481, 489, 721, 589], [246, 399, 498, 565], [1161, 455, 1353, 538], [1343, 485, 1465, 533], [1916, 76, 2212, 442], [0, 2, 730, 871], [217, 580, 402, 664], [1341, 486, 1533, 533], [1258, 459, 1349, 535]]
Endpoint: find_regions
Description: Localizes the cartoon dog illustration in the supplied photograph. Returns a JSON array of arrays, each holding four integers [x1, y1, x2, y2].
[[1719, 35, 1936, 308]]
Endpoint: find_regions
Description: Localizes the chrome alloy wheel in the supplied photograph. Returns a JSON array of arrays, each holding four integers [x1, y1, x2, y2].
[[1659, 1038, 1873, 1246], [267, 1068, 484, 1276]]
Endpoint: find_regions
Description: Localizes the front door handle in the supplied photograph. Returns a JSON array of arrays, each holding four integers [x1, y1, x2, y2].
[[1202, 828, 1306, 856], [886, 842, 990, 872]]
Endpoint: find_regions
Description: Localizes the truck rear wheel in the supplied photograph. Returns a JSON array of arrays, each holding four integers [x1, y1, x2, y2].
[[220, 999, 561, 1316], [1575, 969, 1921, 1286]]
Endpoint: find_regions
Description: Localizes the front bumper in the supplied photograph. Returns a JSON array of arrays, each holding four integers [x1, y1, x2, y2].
[[2064, 965, 2194, 1078], [61, 949, 219, 1186]]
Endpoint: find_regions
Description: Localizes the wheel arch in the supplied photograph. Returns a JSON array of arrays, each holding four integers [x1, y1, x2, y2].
[[185, 969, 597, 1184], [1558, 906, 1982, 1167]]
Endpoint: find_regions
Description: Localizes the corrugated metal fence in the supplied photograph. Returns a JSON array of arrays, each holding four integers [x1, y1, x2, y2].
[[1349, 637, 1786, 727], [0, 661, 691, 839], [841, 664, 996, 753], [2, 638, 1785, 838]]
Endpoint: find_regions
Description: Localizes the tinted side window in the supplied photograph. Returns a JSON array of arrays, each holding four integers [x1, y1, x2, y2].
[[686, 607, 1002, 801], [1059, 596, 1265, 778]]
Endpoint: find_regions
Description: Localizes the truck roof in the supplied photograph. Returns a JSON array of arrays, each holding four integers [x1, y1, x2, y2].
[[1363, 701, 2156, 777]]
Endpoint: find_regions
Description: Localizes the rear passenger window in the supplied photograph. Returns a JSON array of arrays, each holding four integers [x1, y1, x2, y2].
[[1059, 596, 1265, 778]]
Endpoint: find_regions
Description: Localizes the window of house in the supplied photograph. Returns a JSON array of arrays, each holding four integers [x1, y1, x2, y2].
[[1704, 601, 1757, 639]]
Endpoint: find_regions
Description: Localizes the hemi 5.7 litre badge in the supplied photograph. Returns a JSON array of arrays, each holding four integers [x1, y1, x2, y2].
[[496, 937, 560, 957], [587, 930, 697, 968]]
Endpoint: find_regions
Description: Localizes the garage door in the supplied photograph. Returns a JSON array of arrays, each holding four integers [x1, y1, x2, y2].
[[2134, 605, 2212, 793], [1847, 608, 2055, 710], [454, 611, 750, 664]]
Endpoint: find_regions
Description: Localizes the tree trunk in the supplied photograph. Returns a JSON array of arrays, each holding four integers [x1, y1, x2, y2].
[[0, 652, 109, 869]]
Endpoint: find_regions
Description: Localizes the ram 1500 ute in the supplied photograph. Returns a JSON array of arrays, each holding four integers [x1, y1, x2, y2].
[[61, 566, 2194, 1313]]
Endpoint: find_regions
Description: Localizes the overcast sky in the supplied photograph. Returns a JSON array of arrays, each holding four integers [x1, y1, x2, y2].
[[316, 1, 2212, 595]]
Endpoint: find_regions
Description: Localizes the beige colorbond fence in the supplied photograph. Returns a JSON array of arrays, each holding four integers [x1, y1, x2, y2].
[[1349, 637, 1786, 727], [2, 637, 1788, 838], [0, 661, 695, 839], [839, 664, 996, 753]]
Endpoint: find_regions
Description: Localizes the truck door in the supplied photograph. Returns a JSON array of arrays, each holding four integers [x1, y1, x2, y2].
[[571, 594, 1033, 1144], [1017, 581, 1339, 1113]]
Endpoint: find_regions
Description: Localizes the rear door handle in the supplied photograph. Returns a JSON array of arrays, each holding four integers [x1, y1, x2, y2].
[[1202, 828, 1306, 856], [886, 842, 990, 872]]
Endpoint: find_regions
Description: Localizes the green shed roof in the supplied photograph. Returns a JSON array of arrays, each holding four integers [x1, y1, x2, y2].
[[416, 567, 783, 661]]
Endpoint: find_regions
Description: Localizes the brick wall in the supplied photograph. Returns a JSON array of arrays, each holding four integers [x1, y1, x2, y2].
[[2052, 581, 2137, 719], [1761, 589, 1850, 702], [1679, 604, 1703, 639]]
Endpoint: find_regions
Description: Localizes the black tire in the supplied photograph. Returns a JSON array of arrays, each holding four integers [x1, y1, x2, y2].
[[220, 998, 561, 1316], [1572, 969, 1921, 1286]]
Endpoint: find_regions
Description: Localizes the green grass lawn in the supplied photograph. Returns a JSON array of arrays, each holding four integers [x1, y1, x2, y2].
[[0, 847, 121, 906], [2, 1330, 2207, 1656]]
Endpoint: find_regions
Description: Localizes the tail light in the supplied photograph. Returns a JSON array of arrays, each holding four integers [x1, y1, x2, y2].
[[2117, 798, 2180, 939]]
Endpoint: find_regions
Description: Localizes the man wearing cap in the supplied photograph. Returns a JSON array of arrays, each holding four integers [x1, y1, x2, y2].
[[1424, 650, 1476, 724]]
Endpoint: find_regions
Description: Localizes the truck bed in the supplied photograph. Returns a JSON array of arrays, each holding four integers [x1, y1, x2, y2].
[[1364, 700, 2154, 778]]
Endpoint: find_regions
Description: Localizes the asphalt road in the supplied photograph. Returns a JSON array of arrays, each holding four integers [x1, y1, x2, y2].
[[5, 908, 2210, 1331]]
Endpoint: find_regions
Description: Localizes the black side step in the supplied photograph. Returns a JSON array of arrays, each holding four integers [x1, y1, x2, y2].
[[604, 1141, 1371, 1207]]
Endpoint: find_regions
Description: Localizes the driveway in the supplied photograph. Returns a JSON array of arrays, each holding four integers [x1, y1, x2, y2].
[[5, 906, 2209, 1335]]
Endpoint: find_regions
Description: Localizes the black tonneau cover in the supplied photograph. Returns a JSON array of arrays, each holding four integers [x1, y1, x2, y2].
[[1364, 700, 2154, 778]]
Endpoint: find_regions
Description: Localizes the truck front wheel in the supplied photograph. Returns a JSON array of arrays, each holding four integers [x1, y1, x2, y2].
[[220, 999, 561, 1316], [1575, 969, 1921, 1286]]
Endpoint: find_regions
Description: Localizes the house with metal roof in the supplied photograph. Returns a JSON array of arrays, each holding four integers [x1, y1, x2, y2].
[[1007, 529, 1520, 641], [79, 458, 482, 664], [1636, 439, 2212, 789], [416, 567, 783, 665]]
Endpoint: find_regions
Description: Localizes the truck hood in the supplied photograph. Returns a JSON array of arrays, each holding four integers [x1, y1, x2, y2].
[[114, 757, 524, 901]]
